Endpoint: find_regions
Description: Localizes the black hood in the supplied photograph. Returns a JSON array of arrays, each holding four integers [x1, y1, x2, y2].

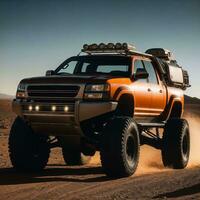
[[20, 74, 114, 85]]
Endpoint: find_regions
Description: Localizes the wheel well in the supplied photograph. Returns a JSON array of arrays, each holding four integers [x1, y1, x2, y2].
[[116, 94, 134, 117], [169, 101, 182, 118]]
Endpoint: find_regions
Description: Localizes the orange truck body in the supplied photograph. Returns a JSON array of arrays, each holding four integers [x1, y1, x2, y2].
[[107, 55, 184, 122]]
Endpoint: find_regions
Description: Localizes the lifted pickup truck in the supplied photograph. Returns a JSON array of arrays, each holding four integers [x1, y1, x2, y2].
[[10, 43, 190, 177]]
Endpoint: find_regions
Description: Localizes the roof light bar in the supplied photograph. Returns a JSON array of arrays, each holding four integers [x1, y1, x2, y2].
[[82, 42, 136, 54], [115, 42, 122, 49], [83, 44, 89, 51], [107, 43, 115, 49], [99, 43, 106, 49]]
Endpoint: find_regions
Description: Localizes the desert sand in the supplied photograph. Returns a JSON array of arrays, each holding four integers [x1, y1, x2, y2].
[[0, 100, 200, 200]]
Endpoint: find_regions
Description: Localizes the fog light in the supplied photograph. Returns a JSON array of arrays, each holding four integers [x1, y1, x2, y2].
[[35, 105, 40, 111], [28, 105, 33, 111], [52, 105, 56, 111], [64, 106, 69, 112]]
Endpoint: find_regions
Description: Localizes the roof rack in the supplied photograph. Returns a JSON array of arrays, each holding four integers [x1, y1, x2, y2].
[[81, 42, 152, 58]]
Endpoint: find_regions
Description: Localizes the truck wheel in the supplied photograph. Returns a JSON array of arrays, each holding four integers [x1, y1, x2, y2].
[[62, 148, 91, 165], [162, 118, 190, 169], [9, 117, 50, 171], [100, 117, 140, 177]]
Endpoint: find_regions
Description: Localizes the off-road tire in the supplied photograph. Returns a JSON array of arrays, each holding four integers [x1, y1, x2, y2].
[[9, 117, 50, 171], [100, 117, 140, 177], [62, 148, 91, 165], [162, 118, 190, 169]]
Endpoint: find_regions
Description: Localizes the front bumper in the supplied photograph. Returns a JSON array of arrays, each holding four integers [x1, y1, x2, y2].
[[12, 99, 118, 136]]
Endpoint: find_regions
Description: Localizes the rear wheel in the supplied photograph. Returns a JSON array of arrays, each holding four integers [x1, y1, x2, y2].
[[162, 118, 190, 169], [100, 117, 140, 177], [9, 117, 50, 171], [62, 148, 91, 165]]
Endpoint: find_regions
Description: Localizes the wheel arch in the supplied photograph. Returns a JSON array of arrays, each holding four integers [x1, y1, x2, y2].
[[159, 96, 183, 121], [115, 93, 135, 117], [168, 100, 183, 119]]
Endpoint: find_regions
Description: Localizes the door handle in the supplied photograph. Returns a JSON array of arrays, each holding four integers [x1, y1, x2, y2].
[[147, 88, 151, 92]]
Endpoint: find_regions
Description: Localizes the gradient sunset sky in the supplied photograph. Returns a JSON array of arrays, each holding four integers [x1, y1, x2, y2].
[[0, 0, 200, 97]]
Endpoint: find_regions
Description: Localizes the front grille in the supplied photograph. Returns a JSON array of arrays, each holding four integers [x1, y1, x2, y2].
[[27, 85, 80, 98]]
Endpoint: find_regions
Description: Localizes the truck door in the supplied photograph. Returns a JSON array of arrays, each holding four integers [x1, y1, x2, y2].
[[143, 60, 166, 115], [132, 59, 152, 115]]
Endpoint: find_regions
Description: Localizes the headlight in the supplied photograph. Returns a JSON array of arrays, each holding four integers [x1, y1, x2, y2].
[[16, 83, 26, 98], [84, 84, 110, 100], [84, 93, 104, 99], [17, 83, 26, 91], [16, 91, 26, 98], [85, 84, 109, 92]]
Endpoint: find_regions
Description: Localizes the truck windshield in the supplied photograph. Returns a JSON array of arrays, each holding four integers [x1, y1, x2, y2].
[[55, 56, 131, 77]]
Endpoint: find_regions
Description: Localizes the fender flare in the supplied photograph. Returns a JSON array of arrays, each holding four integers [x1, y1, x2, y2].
[[159, 95, 183, 121]]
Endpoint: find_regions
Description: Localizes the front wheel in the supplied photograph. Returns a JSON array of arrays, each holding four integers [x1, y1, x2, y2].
[[162, 118, 190, 169], [100, 117, 140, 178], [9, 117, 50, 171]]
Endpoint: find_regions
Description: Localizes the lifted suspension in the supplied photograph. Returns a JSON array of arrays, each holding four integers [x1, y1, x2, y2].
[[140, 128, 163, 149], [48, 137, 60, 149]]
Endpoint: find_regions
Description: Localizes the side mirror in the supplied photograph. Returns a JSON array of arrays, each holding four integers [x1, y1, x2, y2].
[[46, 70, 55, 76], [134, 68, 149, 80]]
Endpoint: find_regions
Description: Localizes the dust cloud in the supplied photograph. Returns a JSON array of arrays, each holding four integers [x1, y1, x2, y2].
[[138, 115, 200, 174], [136, 145, 164, 175], [186, 115, 200, 167], [89, 115, 200, 175]]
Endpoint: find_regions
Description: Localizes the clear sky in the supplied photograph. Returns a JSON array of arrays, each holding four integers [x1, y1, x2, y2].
[[0, 0, 200, 98]]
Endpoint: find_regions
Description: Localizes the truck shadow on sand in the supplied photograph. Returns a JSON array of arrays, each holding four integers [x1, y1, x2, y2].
[[0, 166, 113, 185], [154, 183, 200, 199]]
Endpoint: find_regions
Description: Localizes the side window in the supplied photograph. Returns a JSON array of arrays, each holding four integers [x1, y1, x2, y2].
[[133, 60, 147, 83], [96, 65, 128, 73], [58, 61, 78, 74], [143, 60, 158, 84]]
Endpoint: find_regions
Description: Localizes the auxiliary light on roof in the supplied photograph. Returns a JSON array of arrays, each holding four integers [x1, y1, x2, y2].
[[82, 42, 136, 54], [107, 43, 115, 49], [145, 48, 174, 61], [99, 43, 106, 49]]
